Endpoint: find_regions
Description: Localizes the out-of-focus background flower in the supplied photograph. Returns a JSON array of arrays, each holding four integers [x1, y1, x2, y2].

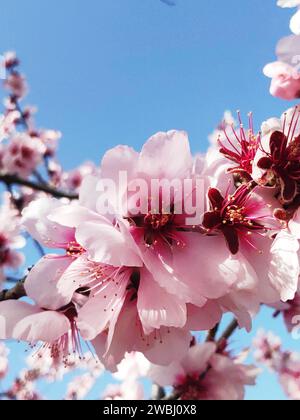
[[0, 0, 299, 400]]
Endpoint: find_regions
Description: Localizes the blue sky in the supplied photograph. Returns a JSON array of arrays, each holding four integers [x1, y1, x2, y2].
[[0, 0, 299, 400]]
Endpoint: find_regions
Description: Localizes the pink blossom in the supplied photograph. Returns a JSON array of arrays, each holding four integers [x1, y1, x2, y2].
[[252, 106, 300, 204], [72, 132, 254, 307], [279, 293, 300, 332], [149, 342, 257, 400], [102, 381, 144, 401], [61, 161, 99, 192], [65, 373, 96, 400], [279, 352, 300, 400], [253, 330, 300, 400], [217, 113, 261, 178], [1, 133, 46, 178], [0, 343, 9, 379], [0, 193, 25, 285], [3, 72, 28, 100], [264, 34, 300, 100], [0, 300, 79, 359], [22, 194, 192, 370], [278, 1, 300, 34], [263, 61, 300, 101], [39, 129, 61, 157], [113, 352, 150, 382], [3, 51, 19, 70], [202, 184, 277, 255], [0, 110, 20, 142], [253, 330, 282, 370], [208, 111, 236, 146], [103, 381, 144, 400]]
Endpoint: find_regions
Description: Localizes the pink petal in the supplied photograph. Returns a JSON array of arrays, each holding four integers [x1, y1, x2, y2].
[[263, 61, 295, 78], [92, 302, 139, 371], [139, 240, 206, 306], [0, 301, 70, 343], [0, 301, 40, 339], [172, 234, 238, 300], [48, 204, 110, 229], [137, 327, 192, 366], [181, 343, 217, 374], [185, 301, 223, 331], [269, 231, 300, 302], [77, 279, 128, 340], [25, 255, 73, 310], [138, 130, 192, 180], [148, 361, 184, 387], [22, 197, 75, 249], [76, 221, 142, 267], [137, 268, 187, 333], [13, 310, 70, 343], [101, 145, 139, 185], [56, 255, 97, 304], [78, 175, 100, 212]]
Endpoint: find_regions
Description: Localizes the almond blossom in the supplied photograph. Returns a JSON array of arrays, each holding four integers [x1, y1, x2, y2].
[[0, 343, 9, 380], [102, 381, 144, 400], [148, 342, 257, 400], [278, 0, 300, 35], [253, 107, 300, 204], [0, 133, 46, 178], [2, 2, 300, 400], [254, 330, 300, 400], [21, 193, 193, 370]]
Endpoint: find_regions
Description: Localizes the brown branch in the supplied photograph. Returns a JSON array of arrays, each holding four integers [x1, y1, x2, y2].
[[0, 174, 78, 200], [217, 318, 239, 349], [152, 384, 166, 400], [162, 391, 181, 401], [206, 323, 220, 342], [0, 280, 26, 302]]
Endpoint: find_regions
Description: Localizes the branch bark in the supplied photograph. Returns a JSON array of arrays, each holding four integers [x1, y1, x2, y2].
[[0, 174, 79, 200], [0, 280, 26, 302], [217, 319, 239, 348], [206, 323, 220, 342]]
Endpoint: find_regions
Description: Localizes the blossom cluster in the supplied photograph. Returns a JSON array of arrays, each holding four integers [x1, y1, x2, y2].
[[0, 345, 104, 400], [264, 1, 300, 100], [1, 3, 300, 401], [254, 330, 300, 400], [2, 99, 300, 398]]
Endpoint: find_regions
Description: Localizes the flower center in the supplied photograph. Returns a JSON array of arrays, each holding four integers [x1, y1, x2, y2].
[[175, 373, 206, 400], [144, 212, 173, 231], [66, 242, 85, 258], [218, 112, 260, 177], [224, 205, 246, 225]]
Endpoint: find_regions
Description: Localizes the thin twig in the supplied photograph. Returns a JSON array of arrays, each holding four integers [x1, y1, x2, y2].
[[217, 319, 239, 348], [162, 391, 181, 401], [206, 323, 220, 342], [152, 384, 166, 400], [0, 174, 78, 200], [0, 280, 26, 302]]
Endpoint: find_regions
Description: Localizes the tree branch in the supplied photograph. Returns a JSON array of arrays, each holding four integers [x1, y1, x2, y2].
[[152, 384, 166, 400], [0, 174, 78, 200], [0, 280, 26, 302], [162, 391, 180, 401], [206, 323, 220, 342], [217, 318, 239, 348], [162, 319, 240, 401]]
